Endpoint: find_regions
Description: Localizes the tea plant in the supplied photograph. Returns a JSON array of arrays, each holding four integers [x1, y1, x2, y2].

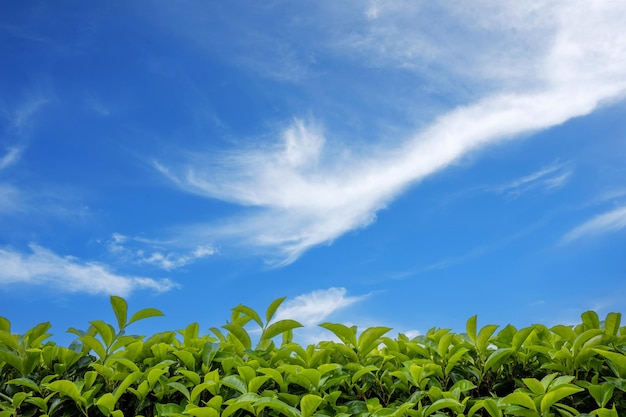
[[1, 296, 625, 417]]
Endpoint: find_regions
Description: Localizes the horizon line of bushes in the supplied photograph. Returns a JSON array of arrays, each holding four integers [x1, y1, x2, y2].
[[1, 296, 625, 417]]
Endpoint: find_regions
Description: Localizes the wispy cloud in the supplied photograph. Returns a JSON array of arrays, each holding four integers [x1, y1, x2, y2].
[[494, 162, 572, 198], [274, 287, 366, 326], [0, 244, 178, 296], [561, 205, 626, 244], [0, 147, 22, 170], [158, 2, 626, 264], [107, 233, 216, 270]]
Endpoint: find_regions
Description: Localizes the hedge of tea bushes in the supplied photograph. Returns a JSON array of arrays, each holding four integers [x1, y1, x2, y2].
[[1, 296, 625, 417]]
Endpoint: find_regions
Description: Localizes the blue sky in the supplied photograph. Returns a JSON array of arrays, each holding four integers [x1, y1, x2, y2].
[[1, 1, 626, 344]]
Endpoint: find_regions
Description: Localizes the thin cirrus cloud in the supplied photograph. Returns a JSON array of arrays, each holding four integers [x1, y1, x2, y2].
[[493, 162, 572, 198], [0, 244, 178, 296], [157, 2, 626, 264], [107, 233, 216, 271], [561, 205, 626, 244], [273, 287, 366, 327]]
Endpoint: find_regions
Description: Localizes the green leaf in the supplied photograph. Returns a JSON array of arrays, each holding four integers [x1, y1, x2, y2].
[[254, 397, 302, 417], [300, 394, 323, 417], [484, 347, 514, 372], [222, 323, 251, 350], [7, 377, 41, 393], [587, 383, 615, 408], [476, 324, 499, 353], [96, 392, 116, 414], [424, 398, 464, 416], [113, 371, 143, 403], [483, 399, 502, 417], [523, 377, 546, 395], [168, 381, 191, 402], [582, 311, 600, 330], [174, 350, 197, 370], [262, 319, 303, 341], [110, 296, 128, 330], [503, 392, 536, 411], [0, 317, 9, 332], [80, 335, 107, 359], [90, 320, 116, 348], [128, 307, 164, 325], [201, 342, 219, 366], [266, 297, 286, 324], [0, 331, 18, 350], [319, 322, 357, 346], [0, 348, 23, 373], [221, 374, 248, 394], [593, 349, 626, 378], [466, 315, 477, 344], [184, 406, 219, 417], [233, 304, 264, 328], [358, 326, 392, 356], [540, 386, 583, 412], [604, 312, 621, 336], [47, 380, 82, 404]]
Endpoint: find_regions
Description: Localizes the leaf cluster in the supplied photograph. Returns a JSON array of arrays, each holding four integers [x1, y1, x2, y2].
[[1, 298, 626, 417]]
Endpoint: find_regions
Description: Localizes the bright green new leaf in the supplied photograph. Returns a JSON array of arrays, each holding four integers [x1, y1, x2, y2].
[[47, 380, 83, 404], [358, 326, 392, 356], [466, 315, 477, 344], [266, 297, 286, 324], [128, 307, 164, 325], [254, 397, 302, 417], [319, 322, 357, 346], [222, 323, 251, 350], [300, 394, 323, 417], [593, 349, 626, 378], [7, 377, 41, 393], [604, 312, 621, 336], [233, 304, 263, 328], [110, 296, 128, 330], [424, 398, 464, 416], [540, 385, 583, 412], [476, 324, 499, 354], [503, 392, 536, 411], [168, 381, 191, 402], [221, 374, 248, 394], [96, 392, 116, 414], [262, 319, 303, 341], [0, 349, 23, 373], [90, 320, 115, 348], [484, 347, 514, 372], [79, 335, 107, 359], [184, 406, 219, 417], [582, 311, 600, 330]]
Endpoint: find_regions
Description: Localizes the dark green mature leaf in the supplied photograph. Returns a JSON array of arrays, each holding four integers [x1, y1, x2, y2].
[[110, 296, 128, 330]]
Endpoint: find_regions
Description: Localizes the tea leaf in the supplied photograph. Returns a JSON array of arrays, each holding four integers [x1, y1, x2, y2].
[[540, 385, 583, 412], [266, 297, 286, 324], [262, 319, 303, 341], [319, 323, 357, 346], [233, 304, 263, 328], [128, 308, 164, 325], [110, 296, 128, 330]]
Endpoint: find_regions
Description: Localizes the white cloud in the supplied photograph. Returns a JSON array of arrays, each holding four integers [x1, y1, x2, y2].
[[0, 244, 178, 296], [0, 147, 22, 170], [561, 205, 626, 244], [107, 233, 215, 270], [158, 1, 626, 264], [494, 162, 572, 198], [274, 287, 366, 326]]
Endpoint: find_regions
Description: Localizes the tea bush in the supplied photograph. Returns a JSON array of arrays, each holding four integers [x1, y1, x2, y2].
[[1, 296, 625, 416]]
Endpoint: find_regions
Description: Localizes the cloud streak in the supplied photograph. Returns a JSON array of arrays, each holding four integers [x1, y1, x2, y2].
[[158, 1, 626, 263], [274, 287, 366, 326], [494, 162, 572, 198], [107, 233, 216, 270], [0, 244, 178, 296], [561, 205, 626, 244]]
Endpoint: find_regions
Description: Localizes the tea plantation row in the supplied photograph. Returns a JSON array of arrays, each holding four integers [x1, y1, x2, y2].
[[1, 296, 625, 417]]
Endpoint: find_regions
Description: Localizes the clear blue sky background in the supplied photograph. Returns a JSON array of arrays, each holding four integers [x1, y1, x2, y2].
[[1, 2, 625, 344]]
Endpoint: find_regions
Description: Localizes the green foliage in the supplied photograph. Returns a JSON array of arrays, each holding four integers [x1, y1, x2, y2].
[[1, 299, 626, 417]]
